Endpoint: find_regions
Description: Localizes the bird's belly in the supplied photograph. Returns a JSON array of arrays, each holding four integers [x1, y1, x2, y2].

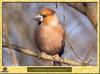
[[35, 27, 63, 55]]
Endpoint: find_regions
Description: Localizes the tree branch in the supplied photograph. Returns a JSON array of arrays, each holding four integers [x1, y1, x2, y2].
[[67, 3, 97, 31], [3, 41, 82, 66]]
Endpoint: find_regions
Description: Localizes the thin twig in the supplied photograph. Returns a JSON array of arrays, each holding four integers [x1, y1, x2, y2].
[[3, 41, 82, 66], [66, 34, 82, 61], [82, 41, 96, 65], [67, 39, 82, 62]]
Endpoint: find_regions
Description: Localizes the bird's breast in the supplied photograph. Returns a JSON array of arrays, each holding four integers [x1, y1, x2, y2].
[[35, 25, 64, 55]]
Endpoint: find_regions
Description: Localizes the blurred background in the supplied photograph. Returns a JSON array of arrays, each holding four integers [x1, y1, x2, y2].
[[2, 3, 97, 66]]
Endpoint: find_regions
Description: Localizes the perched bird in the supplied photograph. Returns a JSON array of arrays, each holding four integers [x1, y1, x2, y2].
[[34, 8, 65, 66]]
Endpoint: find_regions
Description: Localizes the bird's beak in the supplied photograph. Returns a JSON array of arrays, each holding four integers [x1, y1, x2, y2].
[[33, 14, 43, 21]]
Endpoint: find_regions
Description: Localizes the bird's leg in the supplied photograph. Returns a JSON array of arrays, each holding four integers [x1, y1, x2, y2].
[[52, 54, 61, 61]]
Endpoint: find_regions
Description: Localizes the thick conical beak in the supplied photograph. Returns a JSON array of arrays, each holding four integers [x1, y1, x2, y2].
[[33, 14, 43, 21]]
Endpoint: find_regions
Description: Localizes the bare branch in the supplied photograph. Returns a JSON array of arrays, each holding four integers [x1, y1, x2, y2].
[[67, 3, 86, 15], [82, 41, 96, 65], [67, 39, 82, 62], [67, 3, 97, 31], [3, 41, 82, 66]]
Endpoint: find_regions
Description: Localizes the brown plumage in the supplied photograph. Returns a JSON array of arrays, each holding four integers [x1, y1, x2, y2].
[[34, 8, 65, 65]]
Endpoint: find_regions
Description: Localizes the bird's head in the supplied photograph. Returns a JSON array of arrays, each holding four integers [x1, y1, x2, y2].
[[34, 8, 59, 25], [40, 8, 55, 17], [34, 8, 55, 22]]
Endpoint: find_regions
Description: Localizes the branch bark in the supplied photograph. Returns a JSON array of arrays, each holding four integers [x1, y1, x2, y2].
[[3, 41, 82, 66]]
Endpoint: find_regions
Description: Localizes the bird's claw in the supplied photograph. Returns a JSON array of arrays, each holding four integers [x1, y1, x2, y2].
[[41, 52, 48, 57], [41, 52, 48, 61], [52, 54, 61, 61]]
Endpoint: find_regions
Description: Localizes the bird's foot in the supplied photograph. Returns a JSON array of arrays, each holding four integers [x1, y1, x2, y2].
[[52, 54, 61, 61], [41, 52, 48, 57], [41, 52, 49, 60]]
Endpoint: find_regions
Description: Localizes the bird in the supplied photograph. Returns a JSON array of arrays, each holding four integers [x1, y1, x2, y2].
[[34, 8, 65, 66]]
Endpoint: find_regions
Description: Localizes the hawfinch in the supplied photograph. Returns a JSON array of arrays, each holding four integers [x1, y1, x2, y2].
[[34, 8, 65, 66]]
